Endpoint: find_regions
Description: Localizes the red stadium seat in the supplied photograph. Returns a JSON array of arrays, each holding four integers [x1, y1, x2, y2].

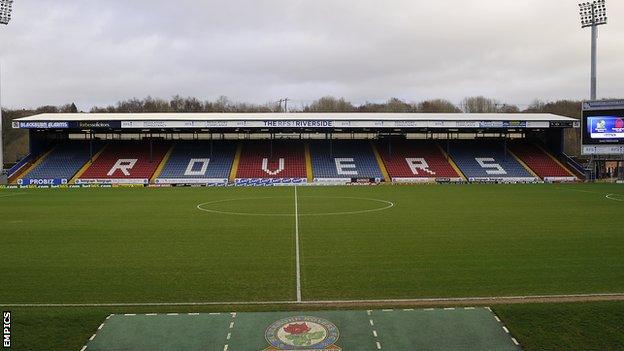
[[509, 142, 575, 179], [377, 140, 461, 180], [236, 140, 306, 179], [79, 141, 170, 180]]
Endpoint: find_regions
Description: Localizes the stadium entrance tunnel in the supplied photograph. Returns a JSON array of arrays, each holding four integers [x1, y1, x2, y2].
[[196, 196, 394, 216], [82, 308, 522, 351]]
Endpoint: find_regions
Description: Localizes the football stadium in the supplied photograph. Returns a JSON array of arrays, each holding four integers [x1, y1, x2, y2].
[[1, 106, 624, 351], [2, 1, 624, 350]]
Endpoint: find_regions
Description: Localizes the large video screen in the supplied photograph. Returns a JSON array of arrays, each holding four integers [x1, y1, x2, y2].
[[582, 108, 624, 146]]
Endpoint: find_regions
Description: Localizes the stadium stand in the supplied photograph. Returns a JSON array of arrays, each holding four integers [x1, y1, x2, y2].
[[12, 139, 577, 185], [235, 140, 307, 183], [448, 140, 536, 181], [77, 141, 170, 184], [19, 141, 100, 185], [377, 140, 462, 182], [509, 141, 577, 181], [156, 141, 236, 184], [309, 140, 383, 180]]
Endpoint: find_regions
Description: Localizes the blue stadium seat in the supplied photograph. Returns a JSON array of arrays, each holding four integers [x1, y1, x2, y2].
[[158, 141, 236, 180], [21, 141, 99, 183], [448, 140, 533, 180], [309, 140, 382, 179]]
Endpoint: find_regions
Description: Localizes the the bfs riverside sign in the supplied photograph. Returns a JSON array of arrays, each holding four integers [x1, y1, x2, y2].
[[13, 119, 557, 129]]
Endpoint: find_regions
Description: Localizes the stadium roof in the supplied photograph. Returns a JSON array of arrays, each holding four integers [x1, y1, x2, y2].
[[13, 112, 578, 131], [16, 112, 575, 122]]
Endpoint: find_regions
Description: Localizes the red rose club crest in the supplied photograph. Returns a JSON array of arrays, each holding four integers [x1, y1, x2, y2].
[[263, 316, 341, 351]]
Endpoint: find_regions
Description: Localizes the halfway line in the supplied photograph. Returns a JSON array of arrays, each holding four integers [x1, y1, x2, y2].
[[294, 186, 302, 302]]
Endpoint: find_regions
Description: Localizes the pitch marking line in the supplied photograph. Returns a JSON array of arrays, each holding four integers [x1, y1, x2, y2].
[[294, 186, 302, 302], [489, 307, 522, 349], [6, 292, 624, 307], [196, 196, 394, 217], [80, 314, 114, 350], [605, 193, 624, 202], [81, 313, 229, 351], [555, 187, 624, 202], [223, 311, 237, 351], [367, 311, 382, 350]]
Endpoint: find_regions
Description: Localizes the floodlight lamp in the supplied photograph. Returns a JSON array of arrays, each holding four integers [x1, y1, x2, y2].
[[0, 0, 12, 25]]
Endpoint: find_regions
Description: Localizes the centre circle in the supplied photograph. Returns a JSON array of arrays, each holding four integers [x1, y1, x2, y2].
[[196, 196, 394, 216]]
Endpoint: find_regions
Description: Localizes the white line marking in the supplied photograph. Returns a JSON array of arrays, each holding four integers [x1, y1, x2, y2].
[[424, 308, 434, 311], [557, 187, 599, 194], [89, 334, 96, 341], [166, 313, 178, 316], [6, 292, 624, 307], [146, 313, 157, 316], [485, 307, 492, 311], [464, 307, 475, 310], [196, 196, 394, 217], [189, 313, 199, 315], [503, 326, 509, 333], [80, 346, 87, 351], [512, 337, 519, 345], [210, 312, 221, 315], [557, 187, 624, 202], [606, 193, 624, 202], [382, 309, 393, 312], [223, 314, 236, 351], [369, 314, 381, 350], [494, 316, 501, 322], [367, 310, 372, 315], [403, 308, 414, 311], [294, 186, 302, 302], [124, 313, 136, 316], [444, 307, 455, 310], [98, 324, 104, 330]]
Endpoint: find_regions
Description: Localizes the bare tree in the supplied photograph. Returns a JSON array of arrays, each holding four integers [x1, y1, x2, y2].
[[417, 99, 460, 113], [304, 96, 355, 112], [460, 96, 499, 113]]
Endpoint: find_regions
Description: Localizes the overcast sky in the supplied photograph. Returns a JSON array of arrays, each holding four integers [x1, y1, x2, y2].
[[0, 0, 622, 110]]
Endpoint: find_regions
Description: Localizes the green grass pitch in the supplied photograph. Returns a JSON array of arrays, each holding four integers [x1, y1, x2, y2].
[[1, 183, 624, 350]]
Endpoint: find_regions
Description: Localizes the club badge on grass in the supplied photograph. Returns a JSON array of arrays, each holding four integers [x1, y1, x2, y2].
[[264, 316, 340, 350]]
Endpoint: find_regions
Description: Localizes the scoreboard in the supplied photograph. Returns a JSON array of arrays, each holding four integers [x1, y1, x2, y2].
[[581, 100, 624, 155]]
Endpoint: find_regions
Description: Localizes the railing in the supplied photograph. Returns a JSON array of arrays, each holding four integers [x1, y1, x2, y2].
[[561, 153, 587, 179], [7, 154, 32, 178]]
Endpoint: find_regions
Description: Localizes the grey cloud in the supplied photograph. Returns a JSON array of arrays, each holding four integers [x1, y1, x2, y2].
[[0, 0, 622, 109]]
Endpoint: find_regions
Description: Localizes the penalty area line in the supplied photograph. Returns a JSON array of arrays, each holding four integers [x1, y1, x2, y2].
[[6, 292, 624, 308]]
